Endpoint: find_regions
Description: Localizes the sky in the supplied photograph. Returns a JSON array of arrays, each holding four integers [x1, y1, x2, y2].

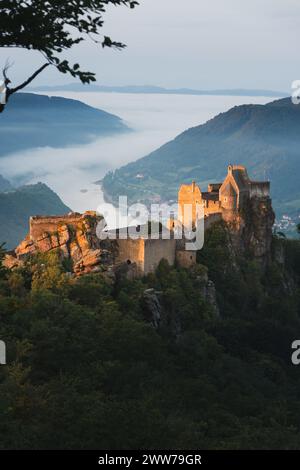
[[2, 0, 300, 91]]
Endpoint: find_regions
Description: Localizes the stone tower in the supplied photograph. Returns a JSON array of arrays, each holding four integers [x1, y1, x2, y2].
[[178, 180, 202, 228]]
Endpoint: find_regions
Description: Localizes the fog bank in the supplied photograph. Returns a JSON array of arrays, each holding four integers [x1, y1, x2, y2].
[[0, 92, 271, 213]]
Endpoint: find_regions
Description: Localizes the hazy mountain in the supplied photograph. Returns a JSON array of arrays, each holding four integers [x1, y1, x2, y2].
[[0, 182, 71, 249], [102, 97, 299, 219], [0, 92, 129, 157], [0, 174, 13, 192], [30, 84, 286, 97]]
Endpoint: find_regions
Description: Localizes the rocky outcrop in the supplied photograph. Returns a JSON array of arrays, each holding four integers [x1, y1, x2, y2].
[[191, 265, 220, 317], [142, 289, 163, 329], [240, 196, 275, 265], [4, 212, 115, 275]]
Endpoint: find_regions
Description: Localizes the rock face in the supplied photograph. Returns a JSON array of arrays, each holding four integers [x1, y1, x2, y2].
[[238, 196, 275, 265], [5, 212, 115, 275], [192, 266, 220, 317], [142, 289, 163, 329]]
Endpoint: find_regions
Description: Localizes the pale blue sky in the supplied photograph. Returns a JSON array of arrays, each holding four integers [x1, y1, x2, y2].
[[2, 0, 300, 90]]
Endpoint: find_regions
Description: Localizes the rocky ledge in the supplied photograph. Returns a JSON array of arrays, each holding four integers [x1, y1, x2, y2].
[[4, 211, 115, 275]]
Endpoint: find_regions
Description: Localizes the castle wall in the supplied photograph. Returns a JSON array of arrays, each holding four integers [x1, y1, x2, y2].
[[115, 238, 176, 275], [178, 182, 202, 227], [144, 239, 176, 274], [115, 239, 145, 274], [30, 214, 83, 241], [204, 200, 221, 214], [250, 183, 270, 198], [176, 250, 197, 269]]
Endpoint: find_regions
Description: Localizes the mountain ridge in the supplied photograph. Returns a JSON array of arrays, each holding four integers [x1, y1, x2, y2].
[[29, 84, 286, 97], [102, 97, 300, 224], [0, 92, 129, 157]]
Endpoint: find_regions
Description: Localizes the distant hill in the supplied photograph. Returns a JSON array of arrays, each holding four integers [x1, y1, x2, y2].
[[0, 174, 13, 192], [0, 182, 71, 249], [30, 84, 286, 98], [102, 97, 300, 220], [0, 92, 129, 157]]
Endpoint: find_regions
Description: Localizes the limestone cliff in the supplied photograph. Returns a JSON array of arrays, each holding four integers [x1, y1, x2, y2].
[[5, 212, 115, 275]]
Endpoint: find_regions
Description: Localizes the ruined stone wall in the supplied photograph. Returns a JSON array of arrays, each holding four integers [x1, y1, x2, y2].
[[250, 182, 270, 198], [30, 214, 83, 241], [176, 250, 197, 269], [7, 212, 107, 275], [115, 239, 145, 274], [144, 239, 176, 274], [114, 238, 177, 276]]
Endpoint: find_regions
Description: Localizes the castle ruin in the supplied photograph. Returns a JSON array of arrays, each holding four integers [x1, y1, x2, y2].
[[4, 165, 274, 276], [178, 164, 271, 227]]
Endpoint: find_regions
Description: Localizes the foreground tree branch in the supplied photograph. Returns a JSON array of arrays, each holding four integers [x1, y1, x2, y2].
[[0, 0, 139, 112], [0, 63, 50, 113], [8, 63, 50, 96]]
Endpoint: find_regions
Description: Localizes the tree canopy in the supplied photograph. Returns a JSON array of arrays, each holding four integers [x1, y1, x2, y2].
[[0, 0, 139, 111], [0, 231, 300, 449]]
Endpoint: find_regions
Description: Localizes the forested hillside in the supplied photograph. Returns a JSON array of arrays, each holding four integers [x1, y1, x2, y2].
[[0, 224, 300, 449], [0, 183, 70, 249]]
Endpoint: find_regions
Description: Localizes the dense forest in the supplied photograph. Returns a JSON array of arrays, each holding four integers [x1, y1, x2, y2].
[[0, 224, 300, 449]]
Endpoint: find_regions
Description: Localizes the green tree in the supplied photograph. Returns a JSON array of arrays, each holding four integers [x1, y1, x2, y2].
[[30, 251, 68, 293], [0, 0, 139, 111], [0, 243, 7, 279]]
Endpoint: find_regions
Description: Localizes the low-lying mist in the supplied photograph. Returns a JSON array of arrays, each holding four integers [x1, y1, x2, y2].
[[0, 92, 271, 213]]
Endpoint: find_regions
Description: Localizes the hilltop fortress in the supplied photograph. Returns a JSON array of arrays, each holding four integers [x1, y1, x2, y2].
[[178, 164, 270, 226], [5, 165, 275, 276]]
